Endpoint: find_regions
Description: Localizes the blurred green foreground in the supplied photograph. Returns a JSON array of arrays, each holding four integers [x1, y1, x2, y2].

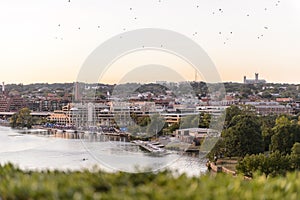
[[0, 163, 299, 200]]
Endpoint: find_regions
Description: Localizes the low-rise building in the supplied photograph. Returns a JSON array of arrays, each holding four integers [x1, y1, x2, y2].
[[48, 110, 70, 125], [176, 128, 219, 144], [245, 101, 292, 115]]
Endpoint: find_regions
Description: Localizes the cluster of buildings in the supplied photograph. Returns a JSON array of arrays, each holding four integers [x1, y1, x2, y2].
[[0, 82, 71, 113], [0, 82, 27, 112], [0, 78, 299, 130]]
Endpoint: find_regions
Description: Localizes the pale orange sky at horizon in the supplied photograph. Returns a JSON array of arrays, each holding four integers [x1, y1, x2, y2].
[[0, 0, 300, 85]]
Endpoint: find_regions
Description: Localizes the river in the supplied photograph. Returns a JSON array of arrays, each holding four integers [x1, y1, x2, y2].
[[0, 126, 208, 176]]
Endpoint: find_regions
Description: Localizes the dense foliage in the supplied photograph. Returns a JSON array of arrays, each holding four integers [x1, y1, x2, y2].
[[9, 108, 33, 129], [270, 116, 300, 154], [210, 106, 300, 158], [207, 105, 300, 178], [210, 105, 264, 158], [237, 151, 291, 177], [237, 143, 300, 177], [0, 163, 300, 200], [223, 114, 264, 157]]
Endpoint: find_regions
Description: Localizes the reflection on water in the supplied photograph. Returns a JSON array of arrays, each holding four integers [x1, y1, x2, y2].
[[0, 126, 207, 176]]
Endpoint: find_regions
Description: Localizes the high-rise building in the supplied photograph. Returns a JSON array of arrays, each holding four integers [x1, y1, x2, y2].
[[1, 82, 4, 94], [73, 82, 82, 102]]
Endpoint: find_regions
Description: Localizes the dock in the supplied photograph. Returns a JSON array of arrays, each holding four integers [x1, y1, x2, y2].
[[132, 140, 166, 153]]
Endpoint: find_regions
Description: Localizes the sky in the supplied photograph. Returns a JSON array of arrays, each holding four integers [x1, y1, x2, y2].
[[0, 0, 299, 84]]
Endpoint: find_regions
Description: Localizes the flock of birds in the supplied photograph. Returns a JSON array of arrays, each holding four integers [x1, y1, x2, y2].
[[195, 0, 281, 44], [54, 0, 283, 46]]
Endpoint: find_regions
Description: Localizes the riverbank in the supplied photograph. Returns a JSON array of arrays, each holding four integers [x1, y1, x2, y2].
[[207, 158, 239, 176]]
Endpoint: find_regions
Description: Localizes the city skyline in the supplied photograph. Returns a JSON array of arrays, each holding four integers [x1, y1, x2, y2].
[[0, 0, 300, 84]]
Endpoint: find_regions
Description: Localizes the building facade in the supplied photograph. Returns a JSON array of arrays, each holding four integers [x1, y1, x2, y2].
[[244, 73, 266, 84]]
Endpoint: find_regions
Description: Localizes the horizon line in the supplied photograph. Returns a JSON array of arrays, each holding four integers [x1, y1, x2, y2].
[[2, 81, 300, 86]]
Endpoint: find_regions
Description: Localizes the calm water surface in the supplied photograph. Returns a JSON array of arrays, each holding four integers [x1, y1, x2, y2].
[[0, 126, 207, 176]]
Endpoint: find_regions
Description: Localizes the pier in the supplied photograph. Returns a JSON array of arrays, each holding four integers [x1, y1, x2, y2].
[[132, 140, 166, 153], [20, 127, 130, 141], [53, 129, 130, 140]]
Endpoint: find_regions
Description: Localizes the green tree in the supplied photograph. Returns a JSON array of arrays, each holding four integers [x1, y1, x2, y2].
[[261, 91, 272, 99], [223, 114, 264, 157], [270, 116, 300, 154], [236, 153, 266, 177], [290, 142, 300, 170], [9, 108, 33, 129], [137, 116, 151, 127], [199, 113, 211, 128], [224, 105, 242, 129], [261, 115, 276, 151], [164, 122, 179, 134], [237, 151, 291, 177], [207, 138, 225, 160], [267, 151, 291, 177], [9, 114, 17, 128]]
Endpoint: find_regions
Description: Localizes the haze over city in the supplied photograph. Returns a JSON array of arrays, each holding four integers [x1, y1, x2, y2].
[[0, 0, 299, 84]]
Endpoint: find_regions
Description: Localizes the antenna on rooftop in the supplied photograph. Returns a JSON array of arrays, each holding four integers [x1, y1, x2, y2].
[[2, 82, 4, 94]]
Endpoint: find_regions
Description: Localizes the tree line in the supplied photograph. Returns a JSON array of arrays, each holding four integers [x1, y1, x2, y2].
[[209, 105, 300, 177], [9, 107, 47, 129]]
